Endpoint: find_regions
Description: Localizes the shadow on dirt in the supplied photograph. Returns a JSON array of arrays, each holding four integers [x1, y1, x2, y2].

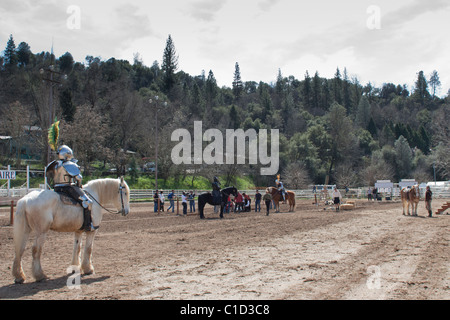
[[0, 275, 110, 299]]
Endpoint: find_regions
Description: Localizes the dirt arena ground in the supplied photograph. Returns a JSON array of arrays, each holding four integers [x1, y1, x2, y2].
[[0, 198, 448, 300]]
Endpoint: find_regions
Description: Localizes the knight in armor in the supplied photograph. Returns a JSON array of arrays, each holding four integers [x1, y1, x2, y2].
[[45, 145, 95, 232], [212, 176, 222, 205], [275, 174, 286, 202]]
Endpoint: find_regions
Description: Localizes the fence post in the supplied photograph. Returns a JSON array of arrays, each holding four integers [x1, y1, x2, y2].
[[26, 165, 30, 193], [7, 165, 11, 197], [10, 200, 14, 226]]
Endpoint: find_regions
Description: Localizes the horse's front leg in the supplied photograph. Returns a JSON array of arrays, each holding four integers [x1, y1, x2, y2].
[[71, 232, 83, 270], [81, 231, 96, 275], [32, 233, 47, 282], [220, 203, 224, 219]]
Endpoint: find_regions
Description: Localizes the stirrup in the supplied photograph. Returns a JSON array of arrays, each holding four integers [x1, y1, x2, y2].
[[83, 223, 98, 232]]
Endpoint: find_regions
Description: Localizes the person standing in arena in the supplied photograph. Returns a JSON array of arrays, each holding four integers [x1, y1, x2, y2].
[[332, 187, 342, 212], [425, 186, 433, 217], [263, 189, 273, 216]]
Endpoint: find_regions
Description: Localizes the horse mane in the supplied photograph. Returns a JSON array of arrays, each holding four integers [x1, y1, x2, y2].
[[85, 178, 118, 190], [84, 178, 129, 204], [222, 186, 235, 192]]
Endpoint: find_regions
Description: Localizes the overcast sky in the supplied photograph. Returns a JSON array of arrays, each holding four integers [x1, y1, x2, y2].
[[1, 0, 449, 95]]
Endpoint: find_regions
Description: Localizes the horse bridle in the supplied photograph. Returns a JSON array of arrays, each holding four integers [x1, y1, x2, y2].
[[85, 183, 128, 216]]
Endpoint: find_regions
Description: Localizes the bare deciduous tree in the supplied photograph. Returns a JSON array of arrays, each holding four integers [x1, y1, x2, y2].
[[1, 101, 34, 168], [60, 104, 109, 175], [282, 162, 311, 189]]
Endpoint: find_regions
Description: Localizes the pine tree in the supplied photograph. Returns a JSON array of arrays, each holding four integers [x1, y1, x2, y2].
[[259, 84, 272, 122], [418, 125, 430, 154], [60, 88, 76, 122], [205, 70, 218, 106], [394, 135, 412, 179], [232, 62, 243, 100], [161, 34, 179, 93], [303, 71, 312, 109], [413, 71, 430, 105], [17, 41, 31, 66], [229, 105, 238, 129], [367, 117, 377, 137], [4, 34, 18, 67], [429, 70, 441, 98], [275, 69, 284, 95], [322, 79, 331, 110], [333, 67, 342, 104], [342, 68, 352, 113], [312, 71, 321, 109], [356, 95, 371, 128], [59, 52, 74, 74]]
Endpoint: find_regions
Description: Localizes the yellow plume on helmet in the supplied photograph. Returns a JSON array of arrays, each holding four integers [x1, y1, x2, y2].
[[48, 118, 60, 151]]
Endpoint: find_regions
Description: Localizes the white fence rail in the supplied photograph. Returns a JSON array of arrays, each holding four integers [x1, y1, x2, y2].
[[1, 187, 449, 202]]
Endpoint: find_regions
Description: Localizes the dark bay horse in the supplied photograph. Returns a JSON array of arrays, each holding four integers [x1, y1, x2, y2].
[[198, 187, 238, 219], [267, 187, 296, 212]]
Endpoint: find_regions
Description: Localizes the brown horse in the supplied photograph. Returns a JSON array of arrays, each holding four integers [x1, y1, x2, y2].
[[401, 185, 420, 216], [267, 187, 296, 212]]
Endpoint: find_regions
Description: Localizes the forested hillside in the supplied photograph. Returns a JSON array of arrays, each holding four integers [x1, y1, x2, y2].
[[1, 34, 449, 188]]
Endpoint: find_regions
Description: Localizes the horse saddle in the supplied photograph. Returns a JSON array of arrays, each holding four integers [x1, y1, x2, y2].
[[57, 192, 80, 206], [55, 190, 80, 206]]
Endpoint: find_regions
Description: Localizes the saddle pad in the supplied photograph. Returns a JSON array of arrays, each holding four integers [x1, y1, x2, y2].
[[58, 193, 80, 206]]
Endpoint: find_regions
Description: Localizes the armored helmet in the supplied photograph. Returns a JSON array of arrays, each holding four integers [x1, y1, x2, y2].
[[57, 145, 74, 161]]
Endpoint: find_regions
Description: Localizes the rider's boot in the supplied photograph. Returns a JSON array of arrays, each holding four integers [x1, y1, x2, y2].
[[80, 196, 96, 232], [82, 208, 96, 232]]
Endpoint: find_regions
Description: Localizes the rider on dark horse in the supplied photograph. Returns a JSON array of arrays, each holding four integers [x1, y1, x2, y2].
[[212, 176, 222, 205]]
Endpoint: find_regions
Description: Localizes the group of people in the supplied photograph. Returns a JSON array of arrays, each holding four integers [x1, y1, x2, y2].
[[151, 188, 277, 216], [217, 189, 275, 216], [151, 176, 286, 216], [153, 190, 196, 214], [367, 187, 380, 201]]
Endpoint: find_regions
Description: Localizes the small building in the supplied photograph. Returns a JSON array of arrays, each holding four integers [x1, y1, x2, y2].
[[399, 179, 418, 189], [374, 180, 394, 200], [375, 180, 394, 192]]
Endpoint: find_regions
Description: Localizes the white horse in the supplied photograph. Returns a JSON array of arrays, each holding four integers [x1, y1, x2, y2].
[[12, 177, 130, 284]]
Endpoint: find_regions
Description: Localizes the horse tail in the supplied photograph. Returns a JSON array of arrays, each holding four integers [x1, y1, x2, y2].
[[12, 198, 31, 283], [288, 191, 296, 210], [198, 194, 205, 219]]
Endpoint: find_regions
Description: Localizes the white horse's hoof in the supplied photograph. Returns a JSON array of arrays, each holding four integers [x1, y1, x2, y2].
[[82, 265, 95, 275]]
